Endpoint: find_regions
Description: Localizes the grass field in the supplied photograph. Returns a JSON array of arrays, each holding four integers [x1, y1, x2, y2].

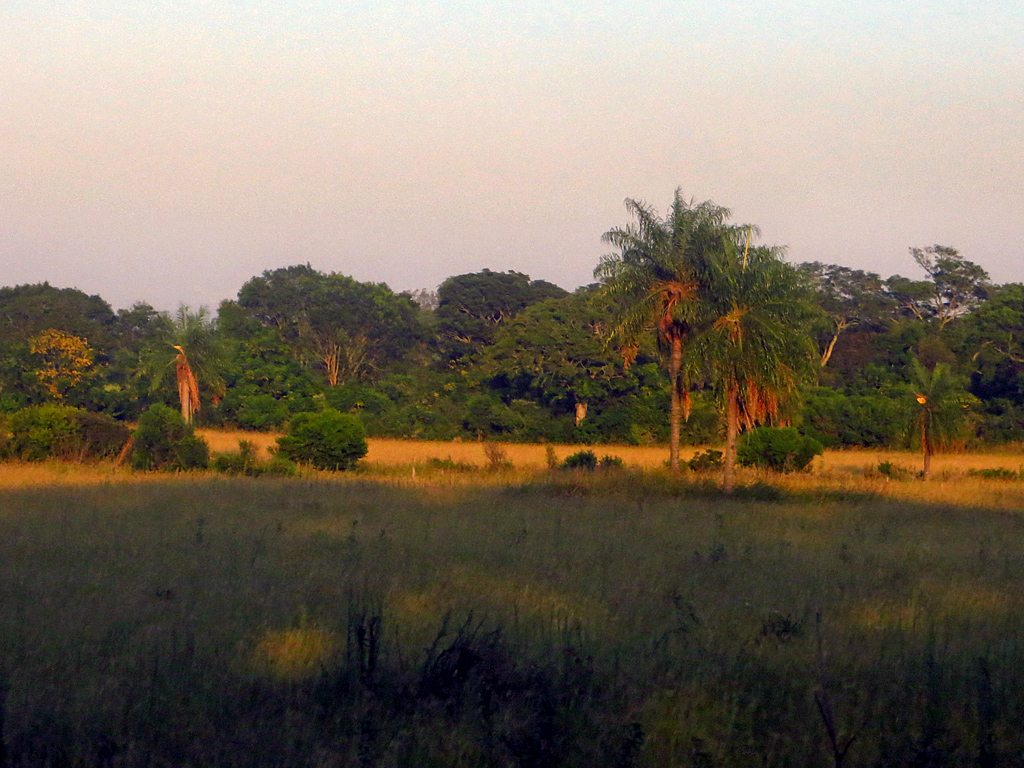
[[2, 437, 1024, 765]]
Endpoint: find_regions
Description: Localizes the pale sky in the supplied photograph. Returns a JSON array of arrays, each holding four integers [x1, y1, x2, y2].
[[2, 1, 1022, 311]]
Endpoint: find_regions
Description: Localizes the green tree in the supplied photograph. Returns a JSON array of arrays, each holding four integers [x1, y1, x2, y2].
[[236, 265, 423, 385], [477, 290, 637, 427], [797, 262, 894, 367], [435, 269, 567, 364], [695, 243, 818, 493], [595, 191, 738, 471], [146, 306, 227, 423], [907, 359, 979, 477]]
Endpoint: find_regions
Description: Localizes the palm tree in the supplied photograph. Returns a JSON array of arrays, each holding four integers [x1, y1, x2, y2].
[[695, 241, 818, 493], [907, 359, 978, 477], [151, 306, 226, 423], [595, 191, 739, 471]]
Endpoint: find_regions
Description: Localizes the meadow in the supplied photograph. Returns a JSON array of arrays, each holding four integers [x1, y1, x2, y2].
[[2, 438, 1024, 766]]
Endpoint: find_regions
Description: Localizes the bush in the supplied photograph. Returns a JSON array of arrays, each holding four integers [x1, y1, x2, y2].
[[561, 450, 598, 471], [132, 404, 210, 471], [968, 467, 1022, 480], [877, 461, 912, 480], [598, 455, 624, 470], [212, 440, 297, 477], [688, 448, 723, 472], [276, 409, 367, 471], [737, 427, 823, 473], [6, 405, 131, 462]]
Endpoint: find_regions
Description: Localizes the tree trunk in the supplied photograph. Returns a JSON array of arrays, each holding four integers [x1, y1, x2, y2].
[[820, 333, 840, 368], [922, 421, 932, 478], [669, 336, 682, 472], [723, 381, 739, 494], [176, 353, 200, 423]]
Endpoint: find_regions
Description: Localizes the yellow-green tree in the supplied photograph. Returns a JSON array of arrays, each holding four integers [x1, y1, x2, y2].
[[29, 329, 96, 400]]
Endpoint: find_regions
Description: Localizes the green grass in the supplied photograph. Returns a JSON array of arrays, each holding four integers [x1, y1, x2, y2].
[[2, 474, 1024, 765]]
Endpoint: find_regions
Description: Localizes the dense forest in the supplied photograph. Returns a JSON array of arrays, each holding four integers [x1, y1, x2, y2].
[[1, 238, 1020, 448]]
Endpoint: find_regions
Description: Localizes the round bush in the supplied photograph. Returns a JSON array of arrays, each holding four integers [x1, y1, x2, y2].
[[737, 426, 823, 473], [7, 405, 131, 462], [276, 409, 367, 471], [132, 403, 209, 471]]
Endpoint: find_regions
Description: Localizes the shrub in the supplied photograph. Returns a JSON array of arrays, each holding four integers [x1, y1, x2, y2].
[[561, 450, 598, 471], [276, 409, 367, 471], [132, 404, 210, 471], [737, 427, 823, 473], [598, 455, 624, 470], [968, 467, 1022, 480], [425, 456, 476, 472], [877, 461, 912, 480], [688, 449, 723, 472], [6, 405, 131, 462], [212, 440, 297, 477], [482, 443, 512, 471]]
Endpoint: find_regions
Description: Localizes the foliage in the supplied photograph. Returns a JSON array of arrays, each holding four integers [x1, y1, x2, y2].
[[737, 426, 823, 473], [29, 329, 97, 400], [276, 409, 367, 470], [435, 269, 567, 363], [596, 191, 743, 470], [906, 359, 979, 475], [132, 403, 210, 471], [561, 450, 598, 470], [800, 388, 905, 448], [482, 442, 512, 470], [877, 461, 912, 479], [797, 262, 894, 367], [235, 265, 423, 386], [967, 466, 1022, 480], [688, 448, 723, 471], [5, 404, 130, 462], [211, 440, 296, 477]]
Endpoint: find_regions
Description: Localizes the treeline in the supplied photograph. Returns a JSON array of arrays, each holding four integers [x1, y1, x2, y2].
[[0, 246, 1020, 447]]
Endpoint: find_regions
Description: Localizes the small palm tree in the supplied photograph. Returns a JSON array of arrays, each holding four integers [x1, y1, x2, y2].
[[907, 359, 978, 477], [149, 306, 226, 423], [595, 191, 740, 471], [695, 242, 818, 493]]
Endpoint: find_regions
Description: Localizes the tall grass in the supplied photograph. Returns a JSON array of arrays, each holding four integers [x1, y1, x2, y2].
[[1, 468, 1024, 765]]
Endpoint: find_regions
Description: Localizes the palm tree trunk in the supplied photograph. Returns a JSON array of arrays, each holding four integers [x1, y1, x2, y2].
[[724, 381, 739, 494], [922, 421, 931, 478], [669, 336, 682, 472]]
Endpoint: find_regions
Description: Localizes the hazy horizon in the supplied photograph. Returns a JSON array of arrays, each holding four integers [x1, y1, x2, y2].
[[3, 1, 1022, 312]]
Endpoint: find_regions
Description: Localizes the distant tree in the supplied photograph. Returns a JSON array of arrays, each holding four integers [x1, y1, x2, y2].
[[906, 359, 978, 477], [798, 262, 894, 367], [886, 246, 989, 327], [477, 290, 637, 426], [237, 265, 423, 385], [146, 307, 227, 423], [595, 191, 739, 471], [435, 270, 567, 364], [29, 329, 96, 401], [0, 283, 116, 346]]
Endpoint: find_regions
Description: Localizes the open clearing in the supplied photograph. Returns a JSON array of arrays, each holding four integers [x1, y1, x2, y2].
[[2, 439, 1024, 765]]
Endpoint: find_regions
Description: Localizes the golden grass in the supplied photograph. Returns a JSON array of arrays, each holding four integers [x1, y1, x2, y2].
[[5, 431, 1024, 510]]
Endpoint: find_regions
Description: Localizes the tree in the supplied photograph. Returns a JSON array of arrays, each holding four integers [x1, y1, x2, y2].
[[476, 290, 637, 426], [695, 242, 818, 493], [886, 246, 989, 327], [435, 269, 567, 364], [236, 265, 423, 385], [798, 263, 894, 367], [29, 329, 96, 401], [147, 306, 226, 423], [906, 359, 978, 477], [595, 191, 738, 471]]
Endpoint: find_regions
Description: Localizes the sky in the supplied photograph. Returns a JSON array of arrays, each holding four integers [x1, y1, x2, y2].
[[2, 1, 1022, 312]]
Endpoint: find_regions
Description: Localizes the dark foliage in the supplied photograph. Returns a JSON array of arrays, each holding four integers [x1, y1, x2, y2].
[[276, 409, 368, 470], [132, 403, 210, 471]]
